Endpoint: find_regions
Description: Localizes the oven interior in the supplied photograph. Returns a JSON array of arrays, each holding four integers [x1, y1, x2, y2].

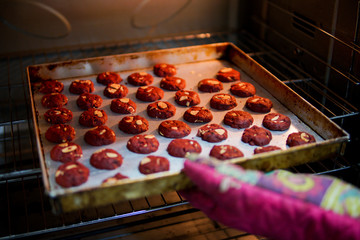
[[0, 0, 359, 239]]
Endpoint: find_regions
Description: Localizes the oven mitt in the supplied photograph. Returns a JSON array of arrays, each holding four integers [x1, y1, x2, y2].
[[180, 156, 360, 240]]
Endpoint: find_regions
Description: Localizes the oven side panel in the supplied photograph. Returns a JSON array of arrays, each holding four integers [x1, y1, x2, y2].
[[246, 0, 360, 163]]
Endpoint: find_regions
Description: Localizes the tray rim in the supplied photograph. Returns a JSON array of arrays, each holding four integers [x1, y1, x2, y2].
[[26, 42, 350, 213]]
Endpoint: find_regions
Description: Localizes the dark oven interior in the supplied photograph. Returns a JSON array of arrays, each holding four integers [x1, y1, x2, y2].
[[0, 0, 359, 239]]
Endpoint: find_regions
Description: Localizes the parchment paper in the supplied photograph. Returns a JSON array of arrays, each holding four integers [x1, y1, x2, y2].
[[33, 59, 323, 196]]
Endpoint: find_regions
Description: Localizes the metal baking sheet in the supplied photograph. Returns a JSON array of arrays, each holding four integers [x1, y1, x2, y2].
[[27, 43, 349, 213]]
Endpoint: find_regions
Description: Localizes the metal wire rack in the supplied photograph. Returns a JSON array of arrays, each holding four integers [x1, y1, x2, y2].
[[0, 30, 359, 239]]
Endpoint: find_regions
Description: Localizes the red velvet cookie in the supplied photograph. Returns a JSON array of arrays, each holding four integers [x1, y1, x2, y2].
[[41, 93, 68, 108], [209, 145, 244, 160], [262, 113, 291, 131], [216, 67, 241, 82], [127, 72, 154, 86], [45, 124, 75, 143], [241, 125, 272, 146], [44, 107, 73, 124], [90, 149, 123, 170], [136, 86, 164, 102], [246, 96, 273, 113], [69, 80, 94, 94], [76, 93, 103, 110], [153, 63, 176, 77], [174, 90, 200, 107], [160, 76, 186, 91], [198, 79, 223, 93], [158, 120, 191, 138], [210, 93, 237, 110], [223, 110, 253, 129], [39, 80, 64, 93], [97, 72, 122, 85], [147, 101, 176, 119], [79, 108, 107, 127], [197, 124, 228, 143], [103, 84, 129, 98], [286, 132, 316, 147], [254, 145, 282, 154], [138, 155, 170, 174], [102, 173, 128, 185], [84, 125, 116, 146], [55, 162, 89, 188], [50, 142, 83, 163], [167, 139, 202, 158], [118, 115, 149, 134], [230, 82, 256, 97], [110, 98, 136, 114], [127, 134, 159, 154], [183, 106, 213, 123]]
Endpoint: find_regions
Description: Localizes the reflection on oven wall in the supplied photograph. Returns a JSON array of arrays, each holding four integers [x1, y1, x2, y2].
[[0, 0, 240, 55]]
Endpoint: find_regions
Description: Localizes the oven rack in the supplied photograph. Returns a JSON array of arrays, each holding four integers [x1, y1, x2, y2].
[[0, 31, 358, 239]]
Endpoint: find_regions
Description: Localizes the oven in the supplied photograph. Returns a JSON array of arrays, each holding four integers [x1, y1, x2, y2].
[[1, 0, 359, 239]]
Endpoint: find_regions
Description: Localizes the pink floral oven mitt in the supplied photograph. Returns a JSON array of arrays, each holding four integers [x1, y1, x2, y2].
[[180, 157, 360, 240]]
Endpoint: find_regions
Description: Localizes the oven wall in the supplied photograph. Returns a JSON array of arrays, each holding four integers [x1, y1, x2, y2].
[[0, 0, 240, 55]]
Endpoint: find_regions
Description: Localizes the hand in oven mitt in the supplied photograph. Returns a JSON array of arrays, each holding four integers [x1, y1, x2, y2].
[[180, 157, 360, 240]]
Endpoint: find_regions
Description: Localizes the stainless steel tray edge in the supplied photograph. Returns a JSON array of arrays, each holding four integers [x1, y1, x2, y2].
[[26, 42, 350, 213]]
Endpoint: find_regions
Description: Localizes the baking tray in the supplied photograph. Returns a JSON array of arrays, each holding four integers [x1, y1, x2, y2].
[[27, 43, 349, 213]]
